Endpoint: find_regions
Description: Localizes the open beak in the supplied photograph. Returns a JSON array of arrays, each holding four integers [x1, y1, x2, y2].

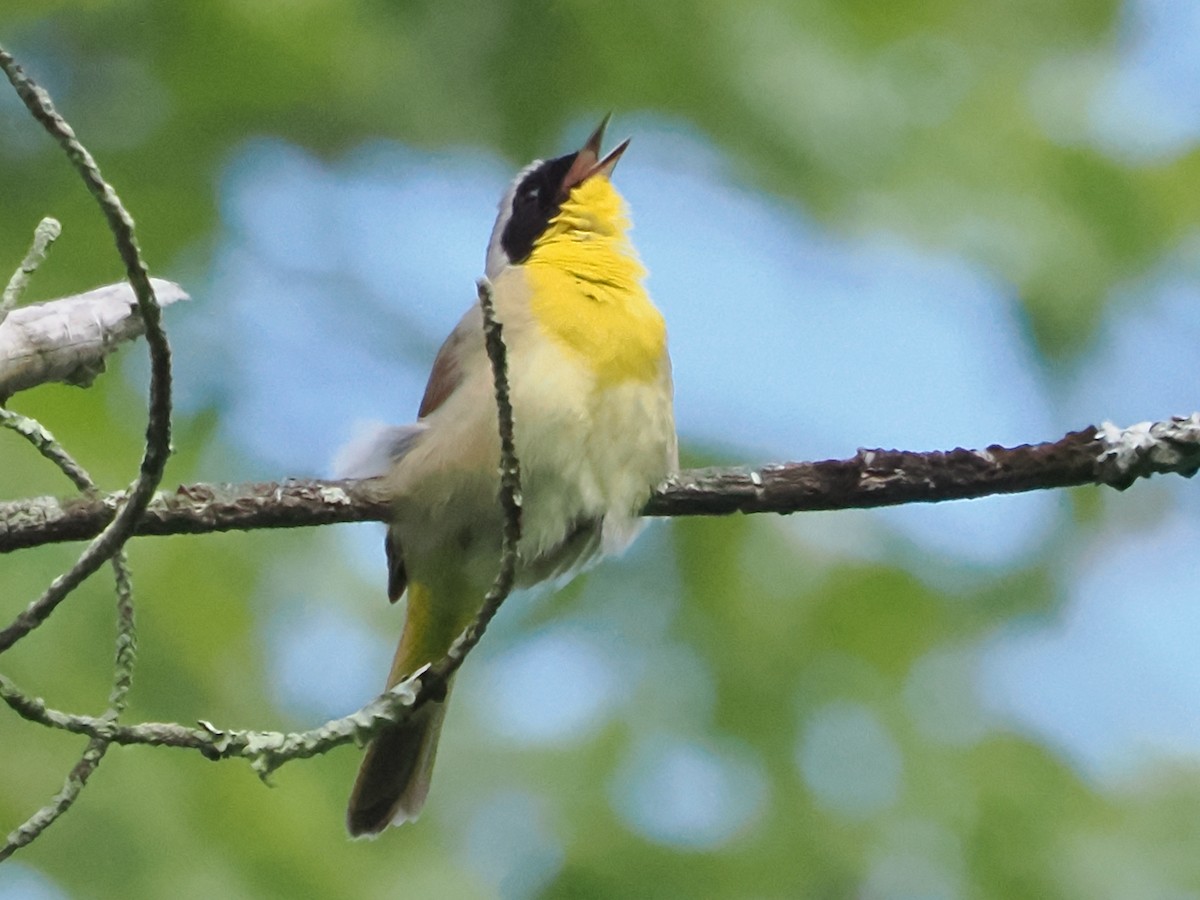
[[558, 114, 630, 198]]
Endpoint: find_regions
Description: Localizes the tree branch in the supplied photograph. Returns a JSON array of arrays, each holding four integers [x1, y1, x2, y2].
[[2, 415, 1198, 556], [0, 669, 427, 780], [0, 278, 188, 401]]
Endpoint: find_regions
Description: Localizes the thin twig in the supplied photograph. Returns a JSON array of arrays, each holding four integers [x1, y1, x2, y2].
[[0, 741, 109, 860], [1, 217, 61, 326], [0, 46, 172, 654], [0, 410, 96, 493], [0, 670, 424, 778], [0, 413, 138, 861], [422, 278, 523, 692], [107, 552, 137, 717]]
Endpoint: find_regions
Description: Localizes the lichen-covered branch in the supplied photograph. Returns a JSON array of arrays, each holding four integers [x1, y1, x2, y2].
[[0, 670, 426, 780], [2, 415, 1198, 556], [0, 278, 188, 400]]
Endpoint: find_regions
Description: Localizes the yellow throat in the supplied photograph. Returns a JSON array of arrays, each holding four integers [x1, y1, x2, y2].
[[524, 176, 666, 386]]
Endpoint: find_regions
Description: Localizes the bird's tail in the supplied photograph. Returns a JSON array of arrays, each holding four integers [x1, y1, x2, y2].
[[346, 582, 460, 837]]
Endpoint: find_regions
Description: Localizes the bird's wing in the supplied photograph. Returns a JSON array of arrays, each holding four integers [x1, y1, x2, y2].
[[339, 304, 484, 605], [417, 307, 481, 418]]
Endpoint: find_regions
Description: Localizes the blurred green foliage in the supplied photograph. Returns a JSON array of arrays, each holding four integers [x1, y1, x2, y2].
[[2, 1, 1199, 898]]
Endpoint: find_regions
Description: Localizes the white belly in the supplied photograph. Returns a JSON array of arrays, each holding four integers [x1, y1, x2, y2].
[[385, 271, 676, 595]]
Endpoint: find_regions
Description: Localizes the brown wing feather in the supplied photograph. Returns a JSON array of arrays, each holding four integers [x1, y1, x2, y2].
[[417, 322, 471, 418], [397, 310, 477, 602]]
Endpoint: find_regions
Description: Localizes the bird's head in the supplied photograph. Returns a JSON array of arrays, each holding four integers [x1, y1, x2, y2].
[[485, 114, 630, 280]]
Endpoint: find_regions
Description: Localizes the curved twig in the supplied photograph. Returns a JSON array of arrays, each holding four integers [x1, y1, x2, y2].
[[0, 46, 172, 654], [420, 278, 523, 692], [0, 411, 138, 861]]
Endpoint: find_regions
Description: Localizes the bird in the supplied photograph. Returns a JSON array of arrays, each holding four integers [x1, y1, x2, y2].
[[342, 116, 678, 837]]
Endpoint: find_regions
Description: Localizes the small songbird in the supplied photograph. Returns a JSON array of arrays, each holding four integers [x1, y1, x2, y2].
[[344, 116, 677, 836]]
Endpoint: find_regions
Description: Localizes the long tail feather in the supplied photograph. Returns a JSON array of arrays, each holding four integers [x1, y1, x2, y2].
[[346, 581, 463, 836], [346, 691, 450, 836]]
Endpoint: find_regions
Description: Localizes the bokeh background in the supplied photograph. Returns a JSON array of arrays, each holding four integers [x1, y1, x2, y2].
[[2, 1, 1200, 897]]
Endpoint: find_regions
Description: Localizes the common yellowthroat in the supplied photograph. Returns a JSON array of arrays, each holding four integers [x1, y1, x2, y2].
[[344, 117, 677, 836]]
